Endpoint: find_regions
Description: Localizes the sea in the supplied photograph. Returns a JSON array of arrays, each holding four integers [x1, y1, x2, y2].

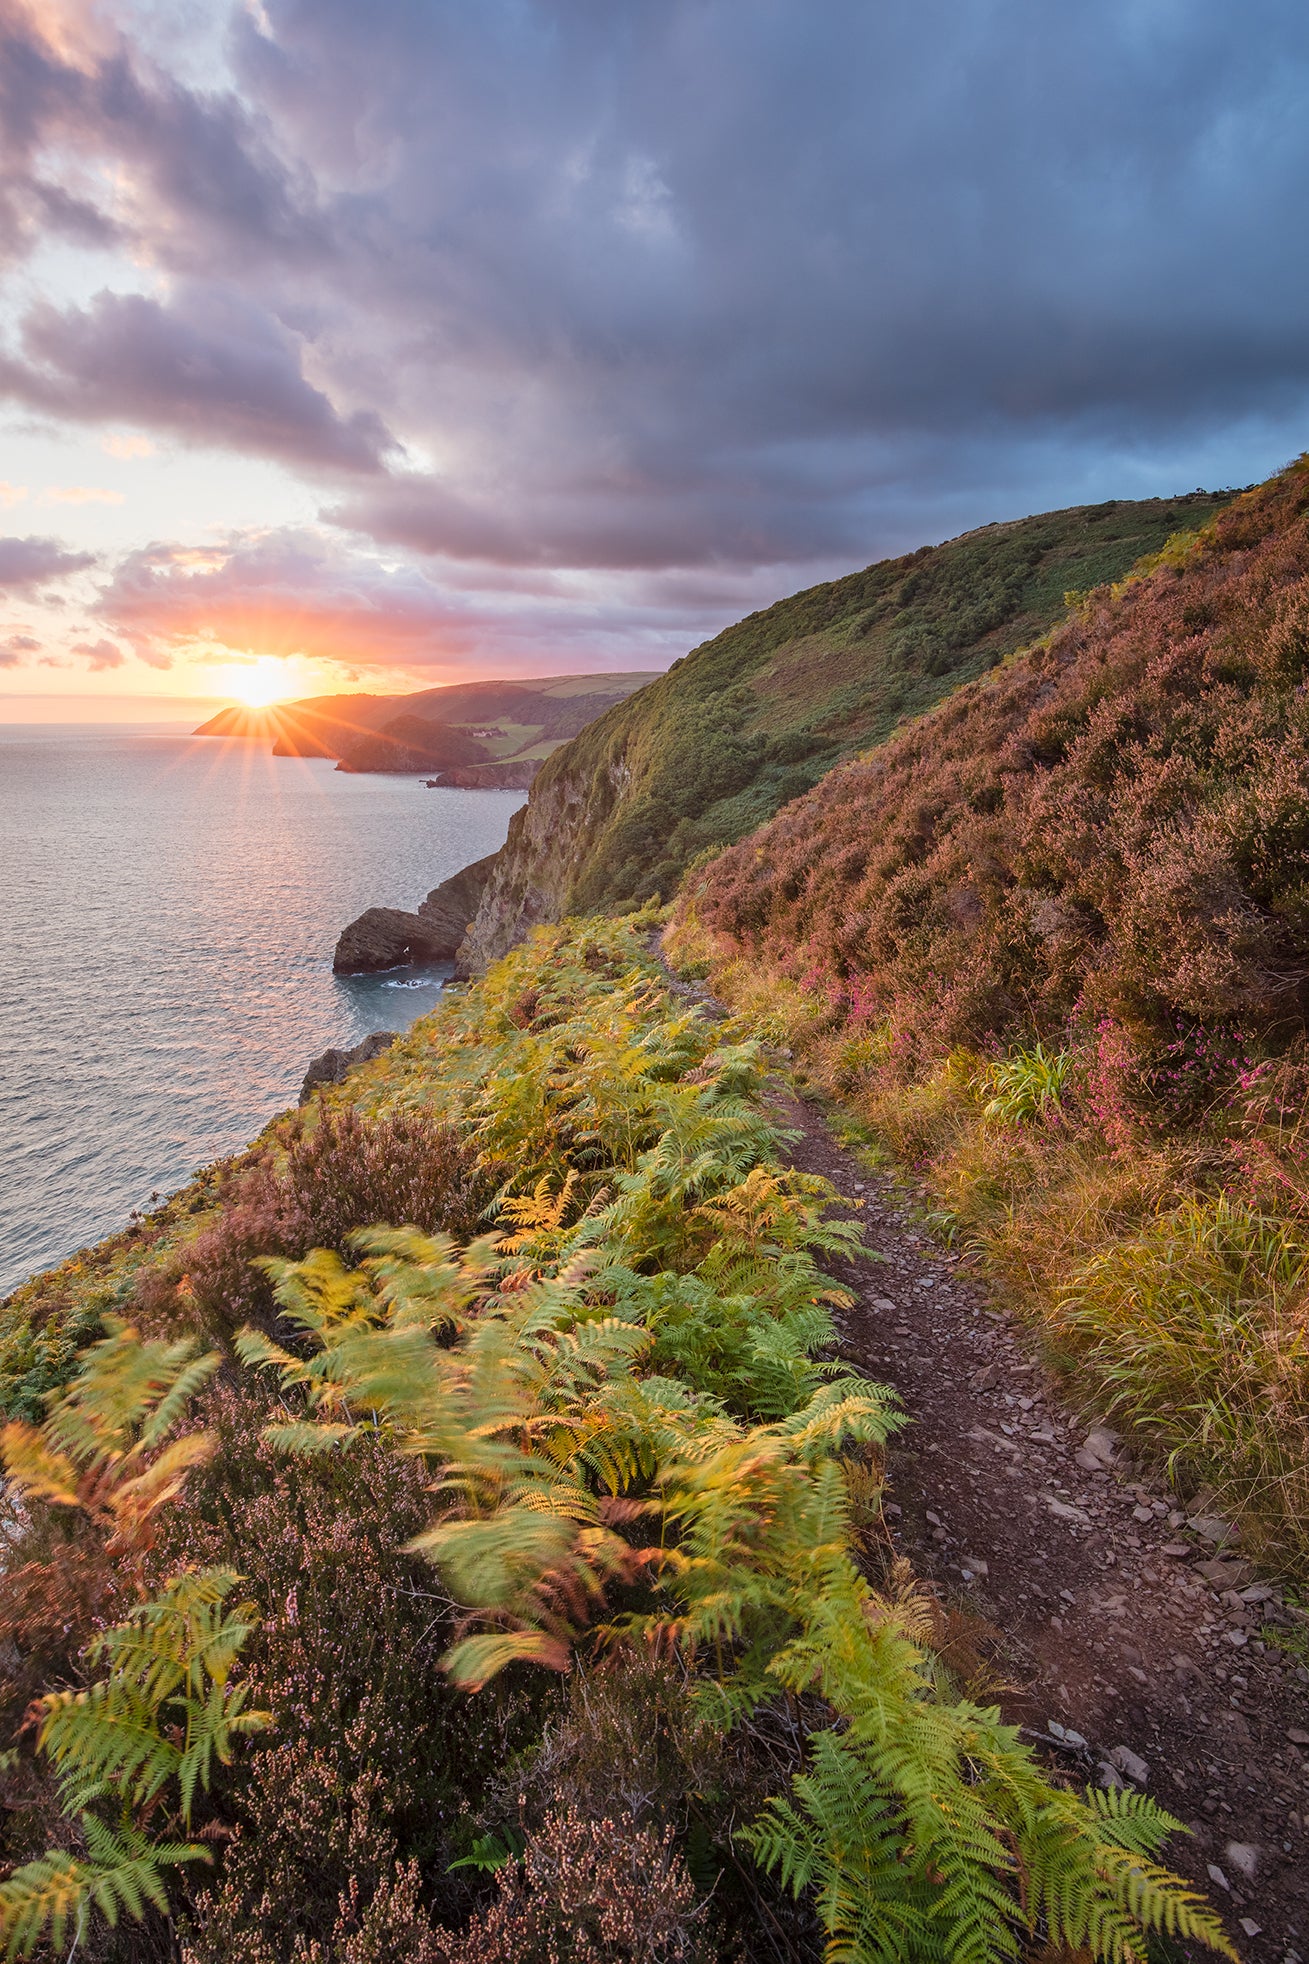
[[0, 724, 525, 1297]]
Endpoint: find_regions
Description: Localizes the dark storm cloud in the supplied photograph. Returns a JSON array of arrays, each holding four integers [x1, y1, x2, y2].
[[0, 288, 393, 474], [240, 0, 1309, 569], [0, 535, 96, 590], [5, 0, 1309, 617]]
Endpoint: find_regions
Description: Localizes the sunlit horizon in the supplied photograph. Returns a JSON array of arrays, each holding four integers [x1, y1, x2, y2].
[[1, 3, 1305, 721]]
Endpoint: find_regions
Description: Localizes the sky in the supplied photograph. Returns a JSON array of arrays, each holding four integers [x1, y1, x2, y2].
[[1, 0, 1308, 719]]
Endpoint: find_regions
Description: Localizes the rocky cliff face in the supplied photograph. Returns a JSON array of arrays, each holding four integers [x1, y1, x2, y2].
[[455, 744, 632, 973], [416, 853, 498, 948], [335, 854, 498, 974], [300, 1028, 399, 1102]]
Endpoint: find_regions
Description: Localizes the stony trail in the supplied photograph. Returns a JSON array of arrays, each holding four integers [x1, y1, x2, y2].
[[777, 1091, 1309, 1964]]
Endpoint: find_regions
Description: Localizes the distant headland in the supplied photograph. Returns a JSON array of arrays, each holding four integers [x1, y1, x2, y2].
[[193, 670, 660, 784]]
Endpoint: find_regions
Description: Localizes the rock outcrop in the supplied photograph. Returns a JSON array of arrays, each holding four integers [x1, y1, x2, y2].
[[333, 855, 499, 975], [454, 743, 633, 975], [332, 907, 449, 974], [415, 853, 498, 948], [428, 759, 543, 790], [299, 1028, 399, 1103]]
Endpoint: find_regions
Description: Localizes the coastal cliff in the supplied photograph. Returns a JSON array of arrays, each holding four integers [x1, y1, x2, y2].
[[454, 741, 633, 972], [454, 489, 1232, 972]]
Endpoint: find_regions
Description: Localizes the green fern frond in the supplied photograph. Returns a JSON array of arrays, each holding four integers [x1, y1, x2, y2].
[[0, 1821, 206, 1962]]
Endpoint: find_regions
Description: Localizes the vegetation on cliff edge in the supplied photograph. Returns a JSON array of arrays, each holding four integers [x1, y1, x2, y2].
[[673, 456, 1309, 1573], [506, 490, 1233, 922], [0, 919, 1230, 1962]]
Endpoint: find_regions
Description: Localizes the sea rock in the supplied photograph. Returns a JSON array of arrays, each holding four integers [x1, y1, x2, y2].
[[416, 854, 499, 951], [334, 857, 499, 977], [300, 1029, 399, 1103], [332, 907, 449, 975]]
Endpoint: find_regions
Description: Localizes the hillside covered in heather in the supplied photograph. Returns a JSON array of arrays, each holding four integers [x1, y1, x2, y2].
[[687, 463, 1309, 1066], [675, 455, 1309, 1569], [457, 491, 1231, 969]]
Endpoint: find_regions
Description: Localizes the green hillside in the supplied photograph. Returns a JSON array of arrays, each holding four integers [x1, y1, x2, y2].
[[676, 456, 1309, 1573], [530, 492, 1234, 914]]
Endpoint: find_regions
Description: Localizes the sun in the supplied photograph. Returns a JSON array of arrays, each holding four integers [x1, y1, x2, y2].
[[223, 657, 293, 709]]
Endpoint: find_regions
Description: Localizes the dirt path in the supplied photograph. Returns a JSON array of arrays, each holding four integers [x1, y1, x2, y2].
[[772, 1096, 1309, 1963]]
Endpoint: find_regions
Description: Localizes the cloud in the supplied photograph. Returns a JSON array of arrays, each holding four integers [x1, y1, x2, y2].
[[0, 481, 26, 505], [242, 0, 1309, 571], [0, 630, 39, 664], [101, 433, 155, 459], [72, 636, 126, 669], [0, 287, 395, 474], [0, 1, 324, 274], [0, 534, 97, 589], [40, 485, 124, 505], [2, 0, 1309, 638], [94, 527, 698, 673]]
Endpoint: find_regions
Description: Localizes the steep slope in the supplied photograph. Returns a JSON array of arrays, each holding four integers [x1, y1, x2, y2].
[[193, 671, 660, 776], [670, 458, 1309, 1582], [685, 461, 1309, 1063], [458, 491, 1232, 970]]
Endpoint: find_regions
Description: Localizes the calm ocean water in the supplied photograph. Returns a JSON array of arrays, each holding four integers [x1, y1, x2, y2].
[[0, 725, 524, 1296]]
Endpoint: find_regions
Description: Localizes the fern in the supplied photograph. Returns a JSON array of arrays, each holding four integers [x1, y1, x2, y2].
[[746, 1561, 1238, 1962], [28, 913, 1222, 1964], [1, 1316, 220, 1561], [0, 1820, 203, 1962], [0, 1571, 269, 1960]]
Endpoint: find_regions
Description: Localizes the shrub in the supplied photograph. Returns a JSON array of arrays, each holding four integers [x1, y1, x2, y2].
[[135, 1107, 491, 1341], [429, 1807, 704, 1964]]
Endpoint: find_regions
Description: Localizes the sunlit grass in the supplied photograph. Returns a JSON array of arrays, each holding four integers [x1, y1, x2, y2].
[[672, 907, 1309, 1579]]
